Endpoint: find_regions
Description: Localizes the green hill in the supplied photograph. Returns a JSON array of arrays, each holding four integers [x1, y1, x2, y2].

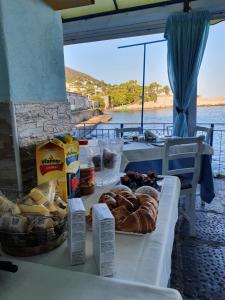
[[65, 67, 108, 87], [65, 66, 170, 108]]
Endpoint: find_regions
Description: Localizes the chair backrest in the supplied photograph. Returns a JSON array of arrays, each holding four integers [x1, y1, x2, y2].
[[115, 127, 142, 138], [166, 125, 173, 137], [162, 136, 204, 190], [194, 126, 212, 144]]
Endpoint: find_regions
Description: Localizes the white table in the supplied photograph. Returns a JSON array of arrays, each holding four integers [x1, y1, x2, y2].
[[121, 141, 213, 171], [0, 259, 183, 300], [1, 176, 181, 288]]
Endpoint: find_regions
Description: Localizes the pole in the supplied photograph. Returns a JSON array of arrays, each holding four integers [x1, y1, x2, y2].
[[141, 44, 146, 132], [118, 39, 166, 132]]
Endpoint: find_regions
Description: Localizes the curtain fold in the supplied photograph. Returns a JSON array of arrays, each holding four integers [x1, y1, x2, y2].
[[165, 11, 210, 137]]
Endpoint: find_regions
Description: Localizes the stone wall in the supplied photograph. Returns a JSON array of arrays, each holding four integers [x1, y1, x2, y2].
[[15, 102, 73, 147], [0, 102, 18, 194]]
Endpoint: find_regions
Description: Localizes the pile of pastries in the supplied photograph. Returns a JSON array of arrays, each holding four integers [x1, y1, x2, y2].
[[0, 181, 67, 238], [121, 171, 159, 191], [87, 185, 159, 234]]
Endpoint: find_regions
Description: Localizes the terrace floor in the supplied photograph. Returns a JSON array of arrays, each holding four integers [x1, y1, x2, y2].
[[171, 177, 225, 300]]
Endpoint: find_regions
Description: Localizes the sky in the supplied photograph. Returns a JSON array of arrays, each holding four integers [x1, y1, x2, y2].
[[64, 21, 225, 98]]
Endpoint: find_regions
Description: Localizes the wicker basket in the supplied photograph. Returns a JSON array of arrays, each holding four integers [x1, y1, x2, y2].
[[0, 217, 67, 257]]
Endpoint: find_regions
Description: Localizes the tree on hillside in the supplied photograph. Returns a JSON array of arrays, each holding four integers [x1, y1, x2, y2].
[[163, 85, 171, 96], [109, 81, 142, 107], [148, 82, 162, 94]]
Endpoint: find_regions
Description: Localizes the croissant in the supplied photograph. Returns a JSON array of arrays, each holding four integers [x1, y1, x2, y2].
[[89, 189, 159, 234], [118, 208, 156, 234], [140, 202, 157, 219], [118, 191, 139, 209], [135, 193, 158, 210], [99, 194, 117, 210], [104, 192, 117, 198], [115, 194, 135, 212], [112, 206, 130, 226]]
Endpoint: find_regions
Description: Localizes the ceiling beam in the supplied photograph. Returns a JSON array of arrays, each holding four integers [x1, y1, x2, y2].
[[44, 0, 94, 11], [62, 0, 197, 23]]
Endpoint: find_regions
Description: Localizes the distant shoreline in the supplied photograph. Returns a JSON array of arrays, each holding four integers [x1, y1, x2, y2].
[[105, 104, 225, 112], [104, 96, 225, 112]]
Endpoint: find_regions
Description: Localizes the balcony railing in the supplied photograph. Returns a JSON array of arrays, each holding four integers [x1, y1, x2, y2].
[[73, 122, 225, 176]]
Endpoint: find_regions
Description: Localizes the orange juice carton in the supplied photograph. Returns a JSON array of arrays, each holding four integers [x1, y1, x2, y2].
[[36, 135, 80, 201]]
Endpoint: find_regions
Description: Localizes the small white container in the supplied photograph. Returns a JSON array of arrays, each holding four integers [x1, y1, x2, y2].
[[92, 203, 115, 277], [68, 198, 86, 265]]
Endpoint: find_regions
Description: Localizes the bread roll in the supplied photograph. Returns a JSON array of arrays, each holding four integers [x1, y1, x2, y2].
[[135, 186, 159, 201], [18, 204, 50, 216], [110, 185, 132, 194], [29, 188, 49, 205]]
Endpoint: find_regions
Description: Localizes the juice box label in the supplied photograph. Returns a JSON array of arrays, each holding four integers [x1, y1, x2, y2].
[[40, 156, 64, 175], [36, 138, 80, 201]]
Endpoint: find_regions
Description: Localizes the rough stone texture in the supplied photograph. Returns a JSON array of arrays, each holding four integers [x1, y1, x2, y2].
[[15, 102, 73, 147], [0, 102, 18, 193]]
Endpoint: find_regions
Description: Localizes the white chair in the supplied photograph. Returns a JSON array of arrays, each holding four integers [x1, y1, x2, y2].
[[115, 127, 142, 138], [166, 125, 173, 137], [162, 136, 204, 236], [194, 126, 213, 207], [194, 125, 212, 144]]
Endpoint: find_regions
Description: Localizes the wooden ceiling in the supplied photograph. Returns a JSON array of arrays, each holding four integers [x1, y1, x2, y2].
[[44, 0, 94, 10]]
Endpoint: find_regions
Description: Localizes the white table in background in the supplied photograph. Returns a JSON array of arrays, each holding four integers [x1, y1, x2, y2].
[[121, 141, 213, 171], [0, 259, 182, 300], [1, 176, 181, 288]]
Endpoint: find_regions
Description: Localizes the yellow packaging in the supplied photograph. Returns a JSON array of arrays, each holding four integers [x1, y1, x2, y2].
[[36, 136, 80, 202]]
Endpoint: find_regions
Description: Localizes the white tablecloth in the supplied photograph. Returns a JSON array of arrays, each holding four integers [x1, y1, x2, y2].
[[1, 176, 181, 288], [0, 259, 182, 300], [121, 142, 213, 171]]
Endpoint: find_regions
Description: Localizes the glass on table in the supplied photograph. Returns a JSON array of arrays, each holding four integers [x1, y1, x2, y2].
[[89, 139, 123, 186]]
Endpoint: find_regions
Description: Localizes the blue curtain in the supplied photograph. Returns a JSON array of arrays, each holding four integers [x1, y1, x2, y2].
[[165, 11, 210, 137]]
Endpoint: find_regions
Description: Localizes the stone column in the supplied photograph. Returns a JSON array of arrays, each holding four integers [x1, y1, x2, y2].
[[0, 0, 72, 196]]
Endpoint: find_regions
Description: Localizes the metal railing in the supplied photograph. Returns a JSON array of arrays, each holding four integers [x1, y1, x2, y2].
[[73, 122, 225, 176]]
